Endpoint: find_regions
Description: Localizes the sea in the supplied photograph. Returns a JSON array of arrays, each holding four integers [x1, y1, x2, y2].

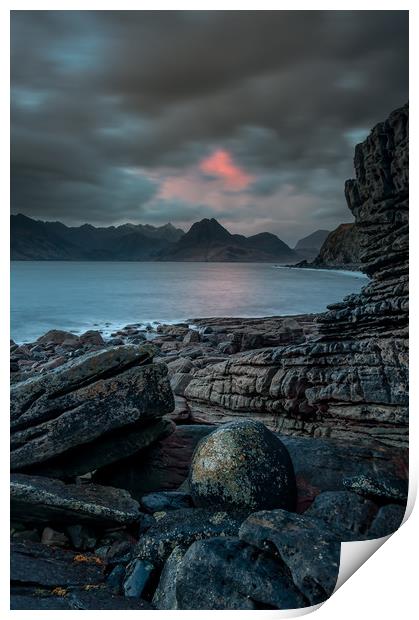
[[10, 261, 368, 344]]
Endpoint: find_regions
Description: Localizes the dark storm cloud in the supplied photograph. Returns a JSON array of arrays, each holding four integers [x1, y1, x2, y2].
[[10, 10, 408, 242]]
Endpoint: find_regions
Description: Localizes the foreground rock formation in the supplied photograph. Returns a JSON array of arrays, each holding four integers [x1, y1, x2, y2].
[[185, 104, 409, 448], [10, 105, 408, 610]]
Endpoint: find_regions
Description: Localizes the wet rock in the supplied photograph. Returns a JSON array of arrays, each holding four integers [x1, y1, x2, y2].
[[41, 527, 69, 547], [123, 558, 154, 597], [152, 546, 184, 609], [11, 540, 105, 587], [305, 491, 378, 541], [11, 474, 141, 526], [11, 345, 174, 470], [176, 537, 308, 610], [342, 474, 408, 504], [189, 420, 297, 512], [239, 510, 340, 605], [135, 508, 245, 567], [141, 491, 193, 513], [166, 357, 194, 377], [366, 504, 406, 538]]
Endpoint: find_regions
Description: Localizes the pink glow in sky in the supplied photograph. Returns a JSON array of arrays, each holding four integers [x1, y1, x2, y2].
[[199, 149, 253, 190]]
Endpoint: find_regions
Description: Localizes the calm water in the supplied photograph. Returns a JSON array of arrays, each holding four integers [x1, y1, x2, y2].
[[11, 262, 368, 343]]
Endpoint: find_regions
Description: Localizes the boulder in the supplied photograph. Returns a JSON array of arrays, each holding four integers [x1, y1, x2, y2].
[[183, 330, 200, 344], [79, 330, 105, 346], [123, 559, 154, 597], [11, 473, 142, 526], [366, 504, 406, 538], [304, 491, 378, 541], [11, 345, 174, 470], [175, 537, 308, 610], [36, 330, 79, 345], [189, 420, 297, 512], [239, 510, 340, 605], [135, 508, 245, 567]]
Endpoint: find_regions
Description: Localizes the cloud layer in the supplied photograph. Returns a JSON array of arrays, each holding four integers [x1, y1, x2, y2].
[[11, 10, 408, 244]]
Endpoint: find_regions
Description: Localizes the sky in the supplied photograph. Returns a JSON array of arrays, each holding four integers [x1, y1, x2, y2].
[[10, 10, 408, 246]]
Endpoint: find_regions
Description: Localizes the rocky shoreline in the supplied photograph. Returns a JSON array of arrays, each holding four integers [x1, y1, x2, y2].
[[10, 105, 409, 610]]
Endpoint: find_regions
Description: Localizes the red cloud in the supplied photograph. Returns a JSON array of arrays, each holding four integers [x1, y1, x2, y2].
[[199, 149, 253, 190]]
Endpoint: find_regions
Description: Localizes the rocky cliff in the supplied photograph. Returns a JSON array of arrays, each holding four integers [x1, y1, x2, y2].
[[185, 104, 409, 448]]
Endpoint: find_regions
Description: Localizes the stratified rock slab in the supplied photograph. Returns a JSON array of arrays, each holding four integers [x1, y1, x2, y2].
[[11, 474, 141, 525], [11, 345, 174, 470], [11, 541, 106, 587], [10, 588, 154, 610]]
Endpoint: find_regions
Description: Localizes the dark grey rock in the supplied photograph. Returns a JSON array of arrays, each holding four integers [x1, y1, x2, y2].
[[170, 372, 193, 396], [141, 491, 193, 513], [11, 473, 141, 525], [94, 424, 214, 499], [123, 558, 154, 597], [189, 420, 296, 512], [152, 546, 184, 609], [342, 474, 408, 504], [66, 524, 97, 550], [239, 509, 340, 605], [11, 344, 174, 470], [305, 491, 378, 541], [32, 417, 175, 479], [366, 504, 406, 538], [135, 508, 245, 567], [176, 537, 308, 610], [10, 588, 154, 610], [106, 564, 126, 594], [11, 540, 106, 587]]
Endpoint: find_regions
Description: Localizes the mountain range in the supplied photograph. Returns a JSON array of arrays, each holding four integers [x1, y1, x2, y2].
[[11, 214, 324, 263]]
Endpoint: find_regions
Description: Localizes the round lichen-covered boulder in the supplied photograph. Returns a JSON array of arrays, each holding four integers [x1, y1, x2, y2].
[[189, 420, 297, 512]]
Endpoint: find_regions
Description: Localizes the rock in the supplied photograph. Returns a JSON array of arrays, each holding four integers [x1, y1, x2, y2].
[[141, 491, 193, 513], [11, 345, 174, 470], [175, 537, 308, 610], [305, 491, 378, 541], [182, 106, 409, 448], [342, 474, 408, 504], [239, 510, 340, 605], [189, 420, 297, 512], [366, 504, 406, 538], [41, 527, 69, 547], [32, 417, 175, 479], [66, 525, 97, 550], [166, 357, 194, 377], [11, 528, 41, 543], [106, 564, 126, 594], [152, 546, 184, 609], [135, 508, 245, 567], [11, 474, 141, 525], [10, 589, 154, 610], [37, 330, 78, 345], [170, 372, 193, 396], [79, 330, 105, 346], [123, 558, 154, 597], [94, 425, 213, 499], [183, 329, 200, 344], [11, 540, 106, 587]]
